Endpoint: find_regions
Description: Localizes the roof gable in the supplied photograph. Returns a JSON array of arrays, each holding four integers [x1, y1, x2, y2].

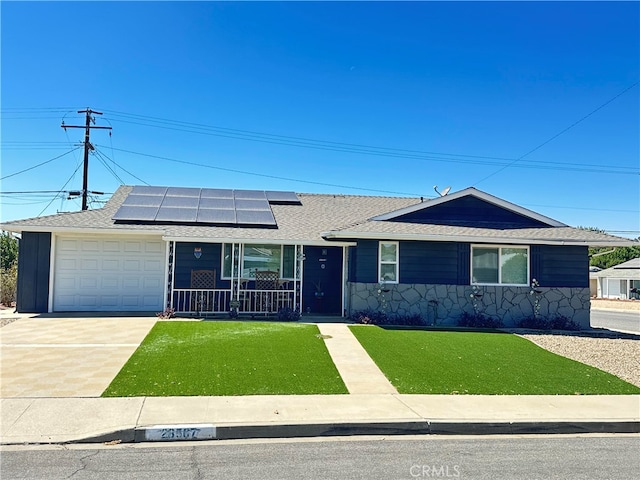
[[371, 187, 566, 229]]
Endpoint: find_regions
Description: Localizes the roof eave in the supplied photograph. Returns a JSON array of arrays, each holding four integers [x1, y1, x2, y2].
[[321, 230, 636, 247]]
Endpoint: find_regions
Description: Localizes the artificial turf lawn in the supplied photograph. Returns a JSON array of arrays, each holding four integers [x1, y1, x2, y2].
[[349, 326, 640, 395], [102, 321, 347, 396]]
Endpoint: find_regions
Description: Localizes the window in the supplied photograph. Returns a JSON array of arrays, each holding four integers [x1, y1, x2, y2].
[[471, 245, 528, 286], [222, 243, 296, 279], [379, 241, 399, 283]]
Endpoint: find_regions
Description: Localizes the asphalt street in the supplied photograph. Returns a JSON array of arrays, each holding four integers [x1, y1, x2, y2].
[[591, 309, 640, 334], [2, 434, 639, 480]]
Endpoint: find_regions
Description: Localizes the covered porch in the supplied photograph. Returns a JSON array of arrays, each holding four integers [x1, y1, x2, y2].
[[165, 241, 345, 316]]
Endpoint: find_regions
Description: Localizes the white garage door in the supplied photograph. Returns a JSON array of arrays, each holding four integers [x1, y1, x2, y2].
[[53, 235, 166, 312]]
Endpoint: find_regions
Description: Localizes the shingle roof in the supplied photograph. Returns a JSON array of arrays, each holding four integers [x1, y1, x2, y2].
[[592, 258, 640, 279], [0, 186, 420, 244], [2, 185, 635, 247]]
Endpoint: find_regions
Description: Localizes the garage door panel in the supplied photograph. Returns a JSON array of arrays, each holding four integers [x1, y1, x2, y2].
[[54, 236, 165, 312]]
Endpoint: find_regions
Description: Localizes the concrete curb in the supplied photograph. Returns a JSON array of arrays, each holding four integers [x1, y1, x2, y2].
[[30, 420, 640, 445]]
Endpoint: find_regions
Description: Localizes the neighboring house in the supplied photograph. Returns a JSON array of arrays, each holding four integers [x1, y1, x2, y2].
[[589, 266, 602, 297], [1, 185, 634, 328], [593, 258, 640, 300]]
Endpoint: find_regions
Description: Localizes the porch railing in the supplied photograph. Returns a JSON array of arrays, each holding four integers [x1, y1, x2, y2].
[[172, 288, 296, 315]]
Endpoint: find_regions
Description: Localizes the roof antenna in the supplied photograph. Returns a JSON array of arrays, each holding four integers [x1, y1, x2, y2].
[[433, 185, 451, 197]]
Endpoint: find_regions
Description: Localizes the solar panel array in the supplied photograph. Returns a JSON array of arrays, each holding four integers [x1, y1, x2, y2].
[[112, 186, 301, 226]]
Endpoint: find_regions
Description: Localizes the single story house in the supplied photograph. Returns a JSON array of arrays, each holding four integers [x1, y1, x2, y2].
[[592, 258, 640, 300], [2, 185, 634, 328]]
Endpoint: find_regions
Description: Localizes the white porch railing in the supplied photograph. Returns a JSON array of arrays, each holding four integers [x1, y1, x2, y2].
[[172, 288, 296, 315]]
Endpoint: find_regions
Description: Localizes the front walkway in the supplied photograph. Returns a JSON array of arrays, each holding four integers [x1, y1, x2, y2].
[[317, 324, 397, 394]]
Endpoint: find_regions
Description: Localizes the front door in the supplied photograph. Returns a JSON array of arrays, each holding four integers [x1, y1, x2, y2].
[[302, 246, 343, 315]]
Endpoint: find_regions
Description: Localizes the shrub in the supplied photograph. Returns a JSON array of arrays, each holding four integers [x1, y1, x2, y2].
[[517, 315, 580, 331], [277, 306, 301, 322], [156, 307, 175, 319], [0, 265, 17, 306], [457, 312, 503, 329], [350, 310, 425, 326]]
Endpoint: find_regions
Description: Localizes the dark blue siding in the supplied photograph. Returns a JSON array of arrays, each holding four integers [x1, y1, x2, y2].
[[16, 232, 51, 313], [457, 243, 471, 285], [347, 246, 357, 282], [399, 241, 459, 284], [174, 242, 223, 289], [531, 245, 589, 288], [394, 196, 550, 229], [354, 240, 378, 283]]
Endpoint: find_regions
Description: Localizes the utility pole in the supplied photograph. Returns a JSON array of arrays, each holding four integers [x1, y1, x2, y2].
[[61, 108, 112, 210]]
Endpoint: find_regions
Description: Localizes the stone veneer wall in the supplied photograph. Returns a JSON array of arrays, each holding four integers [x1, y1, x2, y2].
[[348, 282, 591, 329]]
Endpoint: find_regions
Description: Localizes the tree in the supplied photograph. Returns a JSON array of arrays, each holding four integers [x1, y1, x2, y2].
[[579, 227, 640, 269], [0, 231, 18, 270], [0, 232, 18, 306]]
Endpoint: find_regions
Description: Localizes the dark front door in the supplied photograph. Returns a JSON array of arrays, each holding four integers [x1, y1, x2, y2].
[[302, 246, 343, 315]]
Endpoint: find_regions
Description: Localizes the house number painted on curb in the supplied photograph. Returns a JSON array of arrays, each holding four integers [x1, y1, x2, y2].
[[145, 424, 216, 441]]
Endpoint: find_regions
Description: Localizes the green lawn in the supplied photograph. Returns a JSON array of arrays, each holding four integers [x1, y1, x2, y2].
[[103, 321, 347, 396], [349, 326, 640, 395]]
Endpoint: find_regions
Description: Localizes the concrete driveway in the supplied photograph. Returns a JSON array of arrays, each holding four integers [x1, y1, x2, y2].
[[0, 316, 157, 398]]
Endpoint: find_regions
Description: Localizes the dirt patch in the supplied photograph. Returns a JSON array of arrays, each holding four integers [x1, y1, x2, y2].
[[591, 298, 640, 311]]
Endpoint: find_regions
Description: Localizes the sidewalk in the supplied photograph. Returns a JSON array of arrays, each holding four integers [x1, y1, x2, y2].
[[2, 394, 638, 444], [1, 313, 639, 444]]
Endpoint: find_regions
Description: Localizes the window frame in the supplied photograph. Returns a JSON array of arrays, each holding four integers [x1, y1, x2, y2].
[[470, 244, 530, 286], [378, 241, 399, 284], [221, 243, 296, 280]]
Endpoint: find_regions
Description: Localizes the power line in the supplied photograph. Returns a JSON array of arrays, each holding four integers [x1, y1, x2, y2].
[[0, 148, 81, 180], [3, 107, 637, 175], [93, 147, 150, 186], [36, 160, 84, 217], [98, 146, 426, 197], [473, 80, 640, 185]]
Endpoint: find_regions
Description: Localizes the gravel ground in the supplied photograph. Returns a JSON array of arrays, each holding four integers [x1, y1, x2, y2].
[[518, 331, 640, 388], [1, 317, 19, 327]]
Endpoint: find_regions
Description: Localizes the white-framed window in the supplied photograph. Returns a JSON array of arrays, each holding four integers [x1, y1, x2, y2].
[[222, 243, 296, 279], [471, 245, 529, 286], [379, 241, 399, 283]]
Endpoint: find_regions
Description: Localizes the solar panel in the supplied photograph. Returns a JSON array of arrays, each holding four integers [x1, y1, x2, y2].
[[234, 199, 271, 211], [155, 207, 198, 222], [130, 186, 167, 196], [112, 205, 159, 221], [200, 188, 234, 199], [199, 197, 235, 209], [235, 209, 277, 225], [160, 196, 200, 208], [265, 191, 301, 204], [122, 194, 164, 207], [113, 186, 299, 226], [196, 208, 237, 224], [234, 189, 267, 200], [166, 187, 200, 197]]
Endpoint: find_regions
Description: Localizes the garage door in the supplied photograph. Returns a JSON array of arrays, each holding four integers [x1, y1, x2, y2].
[[53, 235, 165, 312]]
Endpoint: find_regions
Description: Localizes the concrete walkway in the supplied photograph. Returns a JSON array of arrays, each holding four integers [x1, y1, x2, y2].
[[0, 316, 157, 397], [317, 324, 397, 394], [2, 394, 638, 444]]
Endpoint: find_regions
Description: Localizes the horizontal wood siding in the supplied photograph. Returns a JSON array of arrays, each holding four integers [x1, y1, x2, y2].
[[17, 232, 51, 313], [399, 241, 459, 284], [355, 240, 378, 283], [394, 196, 550, 229], [531, 245, 589, 288], [174, 242, 222, 289], [457, 243, 471, 285], [348, 246, 357, 282]]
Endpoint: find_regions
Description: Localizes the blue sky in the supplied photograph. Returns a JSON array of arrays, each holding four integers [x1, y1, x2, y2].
[[2, 1, 639, 237]]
